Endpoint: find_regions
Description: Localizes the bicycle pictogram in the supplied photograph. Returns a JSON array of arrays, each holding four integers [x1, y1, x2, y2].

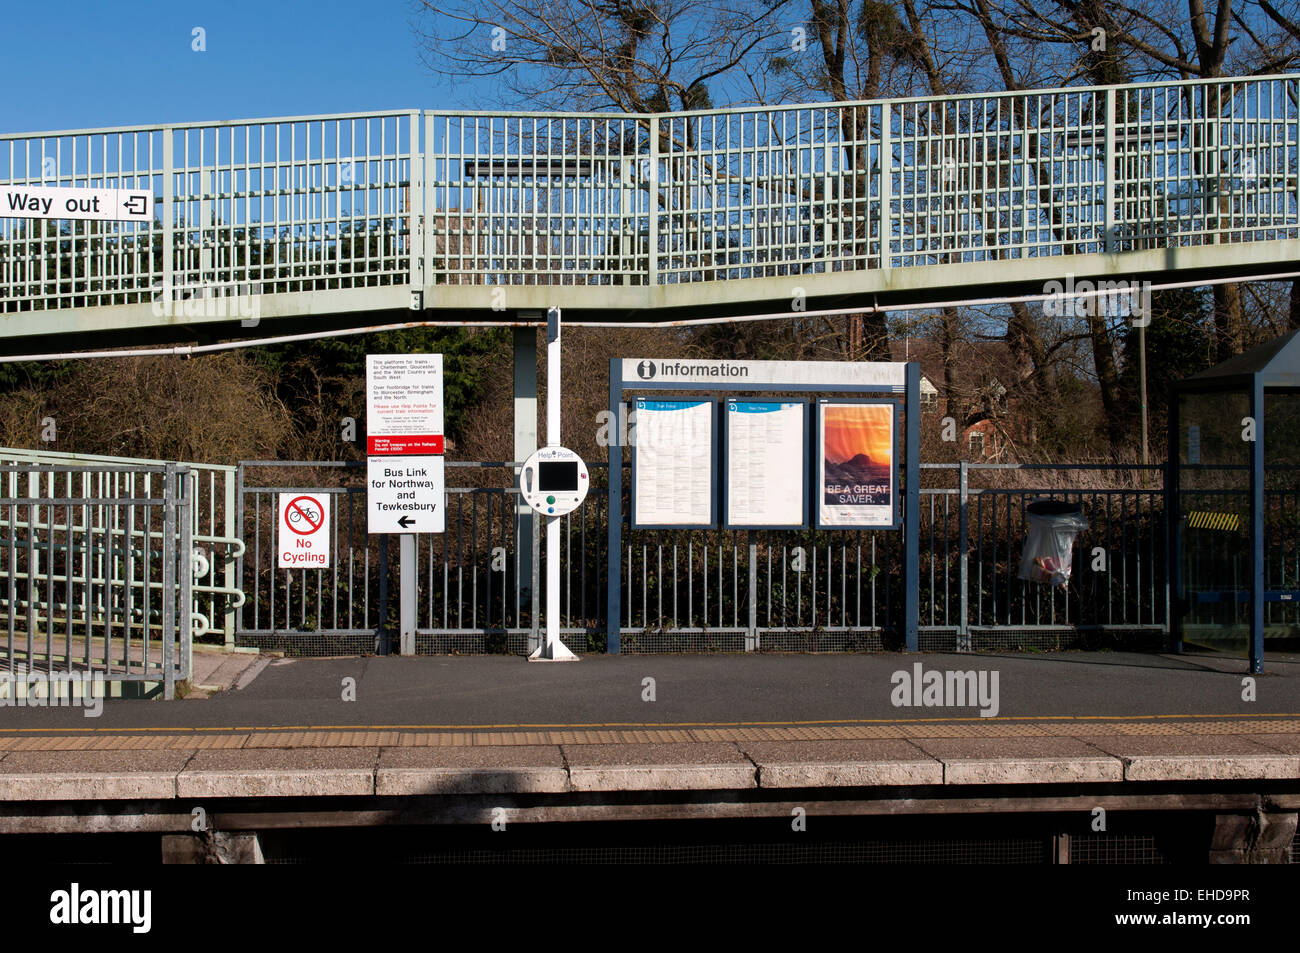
[[285, 496, 324, 535]]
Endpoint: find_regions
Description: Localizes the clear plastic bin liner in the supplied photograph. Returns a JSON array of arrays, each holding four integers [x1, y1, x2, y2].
[[1018, 501, 1089, 588]]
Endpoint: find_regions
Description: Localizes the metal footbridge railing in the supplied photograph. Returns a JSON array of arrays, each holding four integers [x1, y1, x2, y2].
[[1, 73, 1297, 338]]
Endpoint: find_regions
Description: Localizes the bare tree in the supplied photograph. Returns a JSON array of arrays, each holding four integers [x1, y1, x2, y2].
[[414, 0, 791, 112], [413, 0, 1299, 454], [966, 0, 1300, 365]]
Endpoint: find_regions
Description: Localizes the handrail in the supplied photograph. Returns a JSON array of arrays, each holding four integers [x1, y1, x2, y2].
[[2, 73, 1295, 139]]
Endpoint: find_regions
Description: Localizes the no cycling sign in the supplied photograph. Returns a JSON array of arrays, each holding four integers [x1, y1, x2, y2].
[[277, 493, 331, 569]]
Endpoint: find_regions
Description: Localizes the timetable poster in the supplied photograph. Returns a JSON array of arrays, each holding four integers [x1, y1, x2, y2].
[[725, 401, 806, 527], [818, 402, 897, 528], [632, 399, 715, 527]]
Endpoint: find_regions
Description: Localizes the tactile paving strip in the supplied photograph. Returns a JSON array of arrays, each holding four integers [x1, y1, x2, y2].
[[0, 717, 1297, 750]]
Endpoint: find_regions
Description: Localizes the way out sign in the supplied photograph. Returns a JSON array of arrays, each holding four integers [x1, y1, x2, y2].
[[1, 185, 152, 223], [277, 493, 331, 569]]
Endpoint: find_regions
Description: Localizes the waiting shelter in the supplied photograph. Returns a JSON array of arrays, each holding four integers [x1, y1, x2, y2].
[[1168, 328, 1300, 673]]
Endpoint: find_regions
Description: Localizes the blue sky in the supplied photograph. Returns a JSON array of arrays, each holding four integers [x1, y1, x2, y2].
[[0, 0, 466, 133]]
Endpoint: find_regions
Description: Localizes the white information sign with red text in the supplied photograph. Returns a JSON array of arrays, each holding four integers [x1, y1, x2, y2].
[[365, 354, 444, 455]]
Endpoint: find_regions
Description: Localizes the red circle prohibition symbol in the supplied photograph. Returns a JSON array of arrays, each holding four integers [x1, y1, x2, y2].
[[285, 496, 324, 535]]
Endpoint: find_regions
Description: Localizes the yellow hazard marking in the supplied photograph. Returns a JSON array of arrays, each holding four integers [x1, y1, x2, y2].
[[1188, 510, 1241, 532]]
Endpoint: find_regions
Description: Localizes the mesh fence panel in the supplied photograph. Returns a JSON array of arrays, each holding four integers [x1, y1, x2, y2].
[[1070, 834, 1167, 864]]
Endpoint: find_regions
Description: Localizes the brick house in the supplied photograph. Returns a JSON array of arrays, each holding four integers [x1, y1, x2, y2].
[[889, 339, 1026, 459]]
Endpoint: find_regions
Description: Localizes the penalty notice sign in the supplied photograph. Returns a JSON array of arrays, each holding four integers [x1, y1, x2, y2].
[[278, 493, 331, 568]]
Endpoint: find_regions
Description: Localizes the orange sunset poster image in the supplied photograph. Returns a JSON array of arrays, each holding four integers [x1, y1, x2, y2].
[[819, 402, 895, 527]]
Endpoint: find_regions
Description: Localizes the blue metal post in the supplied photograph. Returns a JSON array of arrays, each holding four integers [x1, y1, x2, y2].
[[1250, 380, 1265, 674], [606, 360, 622, 653], [1166, 393, 1181, 654], [905, 363, 920, 651], [958, 460, 969, 650]]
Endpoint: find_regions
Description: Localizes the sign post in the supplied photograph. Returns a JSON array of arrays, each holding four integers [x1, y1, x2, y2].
[[366, 354, 445, 655], [529, 308, 579, 661]]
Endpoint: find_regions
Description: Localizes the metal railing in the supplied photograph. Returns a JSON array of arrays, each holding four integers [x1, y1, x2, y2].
[[237, 461, 378, 654], [0, 447, 242, 644], [414, 463, 612, 654], [235, 459, 1173, 654], [0, 463, 193, 697], [919, 463, 1168, 651], [0, 111, 418, 313], [237, 461, 564, 654], [3, 74, 1297, 314]]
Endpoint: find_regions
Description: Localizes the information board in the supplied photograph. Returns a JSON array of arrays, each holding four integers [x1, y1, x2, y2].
[[725, 401, 806, 528], [632, 399, 715, 528], [365, 354, 444, 455], [816, 401, 898, 529], [366, 353, 445, 534]]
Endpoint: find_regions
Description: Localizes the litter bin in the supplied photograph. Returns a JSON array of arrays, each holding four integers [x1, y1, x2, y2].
[[1018, 500, 1088, 588]]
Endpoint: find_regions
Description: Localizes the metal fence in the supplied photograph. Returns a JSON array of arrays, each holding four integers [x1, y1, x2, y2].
[[237, 461, 381, 655], [3, 74, 1297, 313], [0, 447, 241, 644], [0, 462, 194, 697], [0, 453, 1268, 663], [237, 460, 601, 656], [415, 463, 612, 655], [0, 112, 417, 313], [235, 459, 1172, 655], [919, 463, 1168, 652]]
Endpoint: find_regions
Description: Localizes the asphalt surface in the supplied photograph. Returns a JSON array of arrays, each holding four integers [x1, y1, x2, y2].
[[1, 649, 1297, 731]]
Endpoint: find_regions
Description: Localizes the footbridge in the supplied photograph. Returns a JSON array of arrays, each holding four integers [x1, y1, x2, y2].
[[2, 74, 1298, 350]]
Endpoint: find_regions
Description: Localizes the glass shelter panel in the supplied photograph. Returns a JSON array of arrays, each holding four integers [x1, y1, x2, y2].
[[1264, 391, 1300, 645], [1176, 391, 1250, 647]]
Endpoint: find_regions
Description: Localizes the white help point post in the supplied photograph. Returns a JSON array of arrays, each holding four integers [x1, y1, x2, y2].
[[529, 307, 579, 661]]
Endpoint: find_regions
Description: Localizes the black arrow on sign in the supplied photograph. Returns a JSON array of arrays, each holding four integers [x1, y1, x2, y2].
[[122, 194, 148, 216], [398, 515, 416, 528]]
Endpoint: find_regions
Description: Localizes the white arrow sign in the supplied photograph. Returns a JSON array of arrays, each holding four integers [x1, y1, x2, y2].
[[1, 185, 153, 223]]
